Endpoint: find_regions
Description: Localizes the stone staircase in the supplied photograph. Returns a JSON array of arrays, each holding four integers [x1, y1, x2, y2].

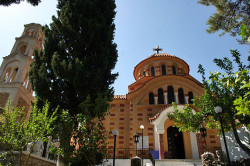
[[153, 159, 202, 166], [97, 159, 202, 166]]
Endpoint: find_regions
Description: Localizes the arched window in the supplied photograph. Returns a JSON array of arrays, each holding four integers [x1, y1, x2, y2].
[[23, 73, 29, 89], [158, 88, 164, 104], [172, 66, 176, 75], [178, 88, 185, 104], [162, 65, 166, 75], [188, 92, 194, 104], [168, 86, 175, 104], [151, 67, 155, 76], [19, 44, 27, 54], [143, 71, 146, 76], [3, 67, 12, 82], [10, 68, 18, 82], [149, 92, 154, 104]]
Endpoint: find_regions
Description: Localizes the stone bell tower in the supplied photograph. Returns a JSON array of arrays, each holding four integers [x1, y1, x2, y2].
[[0, 23, 43, 118]]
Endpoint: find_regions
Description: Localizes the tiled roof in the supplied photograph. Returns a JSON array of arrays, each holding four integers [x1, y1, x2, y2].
[[149, 105, 172, 123]]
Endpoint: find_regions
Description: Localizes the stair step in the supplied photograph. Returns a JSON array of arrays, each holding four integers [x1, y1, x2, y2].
[[155, 159, 202, 166]]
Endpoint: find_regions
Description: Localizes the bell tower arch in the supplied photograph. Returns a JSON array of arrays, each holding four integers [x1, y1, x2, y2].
[[0, 23, 43, 118]]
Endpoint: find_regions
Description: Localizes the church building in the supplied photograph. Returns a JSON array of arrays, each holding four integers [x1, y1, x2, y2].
[[0, 23, 43, 120], [104, 46, 222, 159], [0, 23, 222, 160]]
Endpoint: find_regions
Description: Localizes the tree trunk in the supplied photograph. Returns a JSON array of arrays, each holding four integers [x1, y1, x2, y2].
[[229, 115, 250, 157]]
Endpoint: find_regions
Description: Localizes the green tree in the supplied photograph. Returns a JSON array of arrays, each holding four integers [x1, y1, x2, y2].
[[29, 0, 117, 165], [0, 0, 41, 6], [168, 50, 250, 156], [54, 110, 109, 166], [198, 0, 250, 43], [234, 80, 250, 129], [0, 100, 57, 166]]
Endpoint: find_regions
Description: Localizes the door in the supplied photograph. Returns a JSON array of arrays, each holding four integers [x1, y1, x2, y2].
[[167, 126, 185, 159]]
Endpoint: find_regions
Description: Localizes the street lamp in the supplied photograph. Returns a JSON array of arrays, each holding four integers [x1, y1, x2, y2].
[[133, 132, 140, 156], [140, 125, 144, 166], [200, 126, 208, 151], [112, 129, 119, 166], [214, 106, 231, 166]]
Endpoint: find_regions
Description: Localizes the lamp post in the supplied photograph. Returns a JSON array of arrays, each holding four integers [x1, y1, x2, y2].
[[200, 126, 208, 151], [214, 106, 231, 166], [140, 125, 144, 166], [112, 129, 119, 166], [133, 132, 140, 156]]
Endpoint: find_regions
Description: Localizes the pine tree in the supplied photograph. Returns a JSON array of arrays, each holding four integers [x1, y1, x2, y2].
[[0, 0, 41, 6], [29, 0, 118, 164], [198, 0, 250, 43]]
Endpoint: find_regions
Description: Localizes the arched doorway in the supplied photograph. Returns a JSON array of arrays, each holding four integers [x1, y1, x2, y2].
[[167, 126, 185, 159]]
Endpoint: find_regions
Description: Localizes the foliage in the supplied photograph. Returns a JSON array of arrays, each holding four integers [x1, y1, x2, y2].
[[234, 81, 250, 129], [0, 0, 41, 6], [231, 158, 250, 166], [239, 24, 250, 43], [0, 100, 57, 166], [29, 0, 117, 118], [168, 49, 250, 156], [131, 156, 142, 166], [29, 0, 117, 164], [168, 103, 205, 133], [201, 152, 215, 166], [51, 110, 109, 166], [198, 0, 250, 43], [0, 152, 7, 166]]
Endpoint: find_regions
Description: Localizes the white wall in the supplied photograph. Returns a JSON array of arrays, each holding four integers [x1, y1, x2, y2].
[[220, 126, 250, 161]]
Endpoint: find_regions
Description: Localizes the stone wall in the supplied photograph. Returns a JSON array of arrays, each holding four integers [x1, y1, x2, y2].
[[220, 126, 250, 161], [1, 151, 56, 166], [21, 151, 56, 166], [0, 93, 9, 107]]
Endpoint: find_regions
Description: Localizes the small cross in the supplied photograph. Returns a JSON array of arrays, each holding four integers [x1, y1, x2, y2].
[[153, 46, 163, 54]]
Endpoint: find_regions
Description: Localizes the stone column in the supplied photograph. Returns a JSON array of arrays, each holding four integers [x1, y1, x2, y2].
[[158, 130, 165, 159], [155, 66, 160, 76], [185, 96, 189, 104], [146, 69, 149, 76], [164, 93, 168, 104], [7, 69, 14, 82], [174, 92, 179, 104], [154, 96, 158, 105]]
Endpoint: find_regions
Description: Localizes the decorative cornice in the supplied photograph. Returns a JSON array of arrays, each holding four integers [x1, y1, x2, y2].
[[133, 53, 190, 79]]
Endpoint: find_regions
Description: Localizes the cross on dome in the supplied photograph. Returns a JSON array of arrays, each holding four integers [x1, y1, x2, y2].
[[153, 46, 163, 54]]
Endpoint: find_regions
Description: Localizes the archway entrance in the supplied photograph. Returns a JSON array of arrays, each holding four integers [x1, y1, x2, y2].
[[167, 126, 185, 159]]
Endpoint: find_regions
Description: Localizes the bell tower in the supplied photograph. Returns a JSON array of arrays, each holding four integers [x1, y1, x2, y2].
[[0, 23, 43, 117]]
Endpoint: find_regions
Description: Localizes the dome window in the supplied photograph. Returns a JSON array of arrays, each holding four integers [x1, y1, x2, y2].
[[151, 67, 155, 76], [162, 65, 166, 75]]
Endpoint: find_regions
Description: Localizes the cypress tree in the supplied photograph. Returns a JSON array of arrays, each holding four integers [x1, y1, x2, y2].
[[30, 0, 118, 117], [29, 0, 118, 164]]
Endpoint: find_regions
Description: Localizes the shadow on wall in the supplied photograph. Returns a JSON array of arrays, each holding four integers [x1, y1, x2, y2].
[[220, 126, 250, 161]]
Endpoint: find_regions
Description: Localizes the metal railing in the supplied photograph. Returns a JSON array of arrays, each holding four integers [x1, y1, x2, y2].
[[107, 148, 151, 159]]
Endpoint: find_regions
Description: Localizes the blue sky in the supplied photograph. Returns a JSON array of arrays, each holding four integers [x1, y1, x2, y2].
[[0, 0, 249, 95]]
